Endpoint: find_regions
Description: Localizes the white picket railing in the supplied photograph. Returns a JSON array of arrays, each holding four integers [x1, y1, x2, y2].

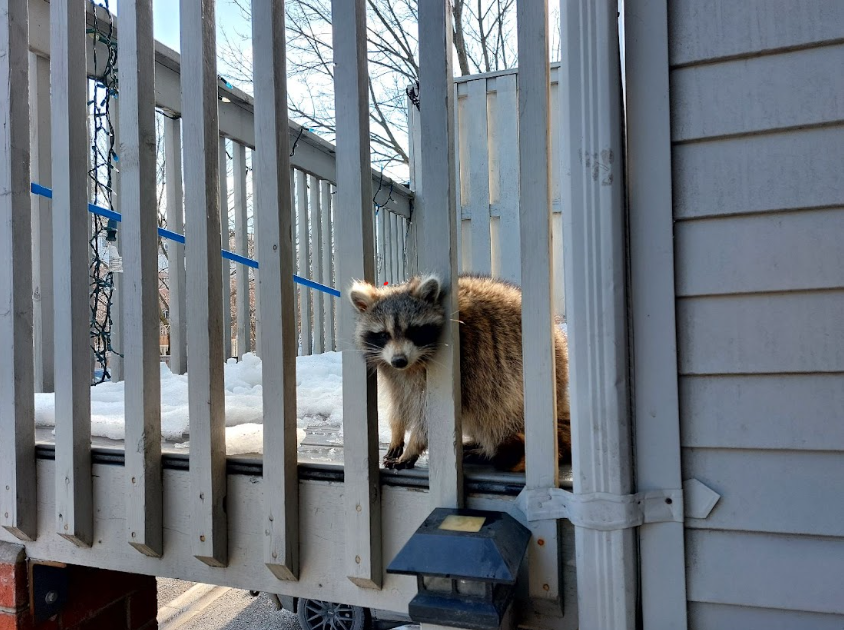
[[0, 0, 621, 628], [24, 1, 412, 390]]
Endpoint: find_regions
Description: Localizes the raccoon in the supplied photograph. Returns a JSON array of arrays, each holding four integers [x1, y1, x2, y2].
[[348, 273, 571, 472]]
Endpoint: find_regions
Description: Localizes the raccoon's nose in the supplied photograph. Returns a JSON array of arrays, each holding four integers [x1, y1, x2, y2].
[[391, 355, 409, 368]]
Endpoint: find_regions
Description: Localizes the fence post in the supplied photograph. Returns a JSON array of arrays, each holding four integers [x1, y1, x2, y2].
[[561, 0, 637, 627], [29, 52, 54, 394], [164, 115, 187, 375], [252, 0, 299, 581], [118, 0, 162, 557], [0, 0, 36, 542], [219, 137, 232, 359], [417, 0, 463, 508], [331, 0, 382, 589], [516, 0, 563, 616], [180, 0, 227, 567], [233, 141, 250, 358], [51, 0, 93, 547]]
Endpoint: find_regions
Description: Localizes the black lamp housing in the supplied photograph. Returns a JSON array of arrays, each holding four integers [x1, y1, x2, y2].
[[386, 507, 531, 630]]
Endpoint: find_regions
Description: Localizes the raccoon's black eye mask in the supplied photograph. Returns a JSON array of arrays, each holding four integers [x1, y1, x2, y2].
[[405, 324, 441, 347], [364, 330, 391, 348]]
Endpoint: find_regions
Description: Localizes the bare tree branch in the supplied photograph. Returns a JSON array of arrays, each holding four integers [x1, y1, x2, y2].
[[216, 0, 518, 174]]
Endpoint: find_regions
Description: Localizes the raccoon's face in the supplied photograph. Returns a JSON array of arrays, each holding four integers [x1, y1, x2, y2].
[[348, 275, 446, 371]]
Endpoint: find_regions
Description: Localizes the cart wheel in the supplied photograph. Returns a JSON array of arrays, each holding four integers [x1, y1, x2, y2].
[[297, 598, 371, 630], [249, 590, 260, 597]]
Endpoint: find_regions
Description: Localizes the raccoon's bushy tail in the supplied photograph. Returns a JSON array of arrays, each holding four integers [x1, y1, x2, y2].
[[493, 422, 572, 473]]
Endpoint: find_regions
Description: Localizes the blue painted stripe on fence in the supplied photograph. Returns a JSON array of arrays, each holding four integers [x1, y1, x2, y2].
[[222, 249, 258, 269], [157, 227, 186, 244], [30, 181, 342, 297], [31, 182, 53, 198], [294, 274, 342, 298]]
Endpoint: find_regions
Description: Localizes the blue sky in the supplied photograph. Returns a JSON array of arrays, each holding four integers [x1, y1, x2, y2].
[[151, 0, 250, 56]]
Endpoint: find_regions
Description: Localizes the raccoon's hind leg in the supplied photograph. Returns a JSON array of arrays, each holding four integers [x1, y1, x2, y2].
[[492, 433, 527, 473], [462, 441, 493, 465]]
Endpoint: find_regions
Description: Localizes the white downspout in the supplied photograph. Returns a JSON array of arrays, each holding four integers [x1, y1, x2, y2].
[[560, 0, 638, 628]]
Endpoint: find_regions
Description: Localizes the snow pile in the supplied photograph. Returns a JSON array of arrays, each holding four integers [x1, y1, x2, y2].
[[34, 352, 352, 455]]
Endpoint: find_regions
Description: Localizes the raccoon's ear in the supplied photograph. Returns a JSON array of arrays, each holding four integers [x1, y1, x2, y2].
[[413, 274, 442, 304], [349, 281, 378, 313]]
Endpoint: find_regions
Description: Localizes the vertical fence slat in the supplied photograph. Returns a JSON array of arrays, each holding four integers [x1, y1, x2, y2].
[[30, 52, 54, 394], [219, 137, 232, 359], [383, 208, 393, 284], [549, 80, 566, 320], [0, 0, 36, 542], [320, 180, 334, 351], [397, 217, 405, 282], [330, 185, 337, 348], [496, 74, 520, 284], [291, 168, 299, 351], [51, 0, 92, 547], [252, 0, 299, 580], [516, 0, 562, 613], [453, 84, 462, 273], [310, 175, 324, 353], [418, 0, 463, 508], [180, 0, 227, 567], [252, 148, 261, 356], [119, 0, 162, 557], [164, 116, 187, 374], [376, 208, 386, 285], [371, 205, 378, 284], [295, 168, 311, 354], [562, 0, 637, 626], [331, 0, 381, 588], [390, 213, 400, 284], [109, 96, 123, 383], [467, 79, 491, 274], [234, 142, 250, 358]]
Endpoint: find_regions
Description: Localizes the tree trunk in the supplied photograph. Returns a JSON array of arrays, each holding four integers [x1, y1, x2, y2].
[[452, 0, 471, 76]]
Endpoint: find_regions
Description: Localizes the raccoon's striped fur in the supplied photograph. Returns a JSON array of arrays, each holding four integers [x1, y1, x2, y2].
[[348, 273, 571, 472]]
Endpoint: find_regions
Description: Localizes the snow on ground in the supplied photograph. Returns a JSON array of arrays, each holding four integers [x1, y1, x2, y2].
[[34, 323, 567, 456], [33, 351, 393, 455]]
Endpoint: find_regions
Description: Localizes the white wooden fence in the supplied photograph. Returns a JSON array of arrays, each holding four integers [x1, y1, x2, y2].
[[0, 0, 633, 628], [409, 64, 566, 318], [24, 1, 411, 391]]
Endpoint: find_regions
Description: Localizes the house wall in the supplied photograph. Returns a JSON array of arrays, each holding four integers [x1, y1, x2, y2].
[[668, 1, 844, 627]]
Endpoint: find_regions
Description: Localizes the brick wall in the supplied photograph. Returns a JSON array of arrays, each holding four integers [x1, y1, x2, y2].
[[0, 542, 157, 630]]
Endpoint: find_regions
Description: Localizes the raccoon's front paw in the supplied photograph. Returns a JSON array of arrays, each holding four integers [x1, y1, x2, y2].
[[385, 442, 404, 461], [382, 444, 405, 469], [389, 454, 419, 470]]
